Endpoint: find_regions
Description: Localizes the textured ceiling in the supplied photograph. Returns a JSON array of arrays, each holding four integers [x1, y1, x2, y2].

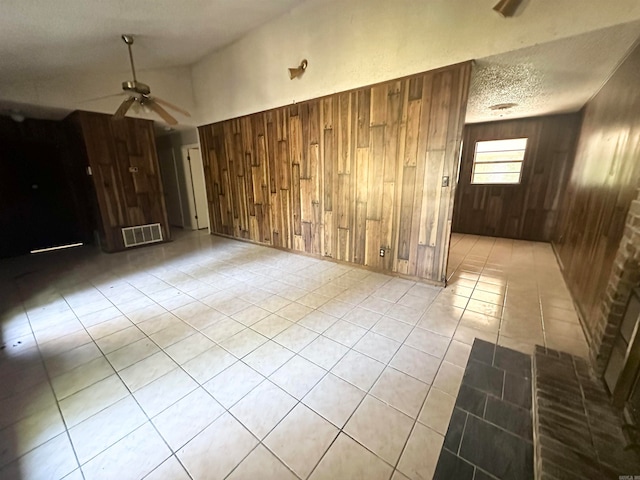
[[0, 0, 306, 83], [466, 22, 640, 123]]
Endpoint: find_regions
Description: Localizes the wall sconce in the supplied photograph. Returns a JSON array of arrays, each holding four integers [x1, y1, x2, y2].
[[493, 0, 523, 17], [289, 59, 308, 80]]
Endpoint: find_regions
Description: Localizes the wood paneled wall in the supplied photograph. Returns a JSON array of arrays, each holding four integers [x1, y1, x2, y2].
[[68, 111, 170, 252], [554, 43, 640, 346], [199, 62, 471, 283], [452, 114, 582, 241]]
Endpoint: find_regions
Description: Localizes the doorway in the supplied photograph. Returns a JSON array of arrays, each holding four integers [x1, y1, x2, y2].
[[183, 146, 209, 231]]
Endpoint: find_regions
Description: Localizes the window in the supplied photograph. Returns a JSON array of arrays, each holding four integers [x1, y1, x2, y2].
[[471, 137, 527, 185]]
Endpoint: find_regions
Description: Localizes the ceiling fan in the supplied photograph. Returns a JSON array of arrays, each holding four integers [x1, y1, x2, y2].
[[112, 34, 190, 125]]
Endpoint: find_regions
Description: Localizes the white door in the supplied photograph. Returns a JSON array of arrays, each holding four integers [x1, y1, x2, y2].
[[184, 147, 210, 230]]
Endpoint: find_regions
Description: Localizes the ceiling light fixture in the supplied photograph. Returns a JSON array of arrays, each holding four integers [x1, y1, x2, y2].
[[289, 59, 308, 80], [493, 0, 523, 17], [489, 103, 518, 111]]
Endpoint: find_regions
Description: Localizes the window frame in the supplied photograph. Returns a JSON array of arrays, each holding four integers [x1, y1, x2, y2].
[[470, 137, 528, 186]]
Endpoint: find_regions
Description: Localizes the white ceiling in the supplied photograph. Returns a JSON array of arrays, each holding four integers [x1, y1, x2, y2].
[[0, 0, 639, 127], [467, 21, 640, 123], [0, 0, 306, 82]]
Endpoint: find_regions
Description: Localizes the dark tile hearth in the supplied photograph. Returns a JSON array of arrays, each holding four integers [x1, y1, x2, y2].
[[434, 339, 534, 480], [437, 339, 640, 480]]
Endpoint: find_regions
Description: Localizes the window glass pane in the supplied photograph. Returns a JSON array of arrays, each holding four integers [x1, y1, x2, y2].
[[473, 162, 523, 174], [475, 150, 525, 163], [475, 138, 528, 153], [472, 172, 521, 184]]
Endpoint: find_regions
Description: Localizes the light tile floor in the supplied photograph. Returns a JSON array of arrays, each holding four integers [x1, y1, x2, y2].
[[0, 230, 589, 479]]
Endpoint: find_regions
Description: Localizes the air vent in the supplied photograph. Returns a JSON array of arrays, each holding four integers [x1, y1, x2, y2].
[[121, 223, 163, 248]]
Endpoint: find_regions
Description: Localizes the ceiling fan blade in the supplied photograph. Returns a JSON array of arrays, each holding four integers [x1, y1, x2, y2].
[[146, 100, 178, 125], [113, 97, 135, 120], [82, 92, 125, 104], [153, 97, 191, 118]]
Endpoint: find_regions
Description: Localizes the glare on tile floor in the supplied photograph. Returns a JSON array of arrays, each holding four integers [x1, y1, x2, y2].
[[0, 230, 589, 479]]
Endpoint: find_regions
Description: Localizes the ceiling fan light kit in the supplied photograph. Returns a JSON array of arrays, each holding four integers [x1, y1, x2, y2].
[[289, 59, 308, 79], [111, 34, 191, 125]]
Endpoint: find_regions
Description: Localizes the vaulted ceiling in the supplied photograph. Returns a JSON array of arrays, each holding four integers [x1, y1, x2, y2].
[[1, 0, 639, 127]]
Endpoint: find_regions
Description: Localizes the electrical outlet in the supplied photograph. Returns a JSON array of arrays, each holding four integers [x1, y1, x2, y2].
[[379, 248, 385, 257]]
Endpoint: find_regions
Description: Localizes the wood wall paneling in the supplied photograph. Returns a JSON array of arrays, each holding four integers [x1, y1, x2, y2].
[[69, 111, 170, 252], [452, 114, 582, 242], [553, 43, 640, 344], [199, 62, 471, 283]]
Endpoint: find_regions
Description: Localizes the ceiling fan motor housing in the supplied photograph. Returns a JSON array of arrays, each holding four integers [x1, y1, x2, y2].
[[122, 80, 151, 96]]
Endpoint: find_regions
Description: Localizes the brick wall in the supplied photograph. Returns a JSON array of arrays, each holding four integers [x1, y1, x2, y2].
[[593, 190, 640, 373]]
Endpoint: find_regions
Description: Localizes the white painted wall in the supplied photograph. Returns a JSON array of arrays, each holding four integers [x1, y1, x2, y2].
[[191, 0, 640, 125]]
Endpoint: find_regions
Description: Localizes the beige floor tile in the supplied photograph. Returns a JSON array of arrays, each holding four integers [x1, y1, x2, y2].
[[264, 403, 338, 479], [251, 314, 293, 338], [273, 324, 319, 352], [149, 322, 197, 349], [300, 336, 349, 370], [344, 395, 413, 465], [270, 355, 327, 399], [145, 455, 191, 480], [309, 433, 393, 480], [390, 345, 440, 384], [396, 423, 443, 480], [202, 317, 246, 342], [182, 345, 237, 383], [243, 341, 294, 376], [370, 367, 429, 419], [81, 422, 171, 480], [230, 380, 296, 439], [257, 295, 292, 313], [228, 445, 297, 480], [153, 388, 224, 451], [59, 374, 129, 427], [69, 395, 146, 464], [164, 332, 216, 364], [323, 320, 368, 347], [298, 310, 339, 334], [318, 299, 353, 319], [353, 331, 401, 364], [459, 310, 501, 333], [0, 382, 57, 430], [342, 307, 382, 329], [386, 304, 423, 325], [331, 350, 385, 391], [219, 328, 268, 357], [204, 362, 264, 408], [86, 315, 133, 340], [106, 338, 160, 371], [133, 367, 198, 417], [404, 328, 450, 358], [51, 356, 114, 400], [0, 433, 78, 480], [418, 387, 456, 435], [125, 304, 167, 324], [178, 412, 258, 479], [277, 302, 314, 322], [95, 326, 145, 354], [432, 361, 465, 397], [231, 305, 271, 326], [371, 317, 413, 343], [44, 341, 103, 378], [303, 373, 365, 428], [0, 403, 65, 468], [137, 312, 183, 336], [452, 324, 499, 346], [443, 340, 472, 368], [119, 351, 178, 391]]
